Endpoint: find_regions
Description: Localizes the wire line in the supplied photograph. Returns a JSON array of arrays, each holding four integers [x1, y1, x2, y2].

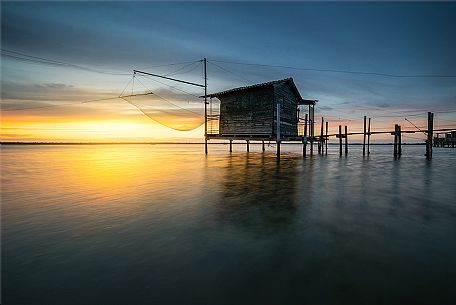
[[210, 59, 456, 78]]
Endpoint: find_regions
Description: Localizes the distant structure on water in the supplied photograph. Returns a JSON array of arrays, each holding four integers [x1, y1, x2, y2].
[[204, 78, 317, 156], [434, 131, 456, 148]]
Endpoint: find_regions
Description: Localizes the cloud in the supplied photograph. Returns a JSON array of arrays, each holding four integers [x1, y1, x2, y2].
[[319, 106, 334, 111]]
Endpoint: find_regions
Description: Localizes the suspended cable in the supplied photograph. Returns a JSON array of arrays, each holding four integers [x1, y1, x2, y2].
[[405, 118, 427, 135], [163, 61, 201, 77], [1, 49, 130, 76], [208, 61, 252, 85], [210, 59, 456, 78]]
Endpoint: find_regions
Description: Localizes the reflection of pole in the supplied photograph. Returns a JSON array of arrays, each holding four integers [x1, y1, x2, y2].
[[204, 58, 208, 155]]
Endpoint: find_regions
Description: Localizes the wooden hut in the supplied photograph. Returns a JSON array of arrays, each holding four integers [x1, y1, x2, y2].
[[205, 78, 316, 142]]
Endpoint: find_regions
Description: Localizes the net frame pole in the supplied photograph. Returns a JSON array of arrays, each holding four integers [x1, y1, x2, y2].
[[204, 58, 208, 155]]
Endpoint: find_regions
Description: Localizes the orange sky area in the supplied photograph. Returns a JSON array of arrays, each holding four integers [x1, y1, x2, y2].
[[1, 107, 430, 143], [1, 110, 206, 143]]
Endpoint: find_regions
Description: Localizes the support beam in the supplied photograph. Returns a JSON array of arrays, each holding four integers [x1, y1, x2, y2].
[[262, 140, 265, 152], [367, 117, 371, 155], [339, 125, 342, 157], [345, 125, 348, 155], [303, 113, 308, 157], [246, 140, 250, 152], [325, 121, 328, 155], [204, 58, 208, 155], [398, 125, 402, 156], [320, 117, 324, 154], [363, 115, 367, 156], [277, 140, 281, 158], [394, 124, 398, 157], [426, 112, 434, 159], [310, 106, 314, 156], [277, 103, 281, 159], [229, 140, 232, 153]]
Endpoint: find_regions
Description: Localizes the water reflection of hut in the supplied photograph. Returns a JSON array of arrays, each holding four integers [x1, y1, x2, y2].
[[213, 154, 299, 234]]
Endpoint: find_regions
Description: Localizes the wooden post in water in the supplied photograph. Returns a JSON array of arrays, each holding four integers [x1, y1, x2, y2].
[[229, 140, 232, 153], [344, 125, 348, 155], [398, 125, 402, 156], [277, 103, 281, 159], [325, 121, 328, 155], [339, 125, 342, 156], [367, 117, 371, 155], [303, 113, 308, 157], [310, 109, 314, 156], [204, 58, 208, 155], [394, 124, 398, 157], [246, 140, 250, 152], [320, 117, 324, 154], [426, 112, 434, 159], [363, 115, 367, 156], [262, 140, 265, 152]]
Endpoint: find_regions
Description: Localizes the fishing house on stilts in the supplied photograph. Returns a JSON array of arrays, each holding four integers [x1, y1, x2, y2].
[[204, 78, 318, 157]]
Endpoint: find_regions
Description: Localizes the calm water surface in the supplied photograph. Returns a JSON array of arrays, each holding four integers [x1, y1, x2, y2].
[[2, 144, 456, 305]]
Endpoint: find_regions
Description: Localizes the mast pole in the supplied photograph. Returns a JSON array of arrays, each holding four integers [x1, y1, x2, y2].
[[204, 58, 208, 154]]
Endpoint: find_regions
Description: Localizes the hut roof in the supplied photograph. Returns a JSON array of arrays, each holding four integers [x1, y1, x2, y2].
[[204, 78, 316, 105]]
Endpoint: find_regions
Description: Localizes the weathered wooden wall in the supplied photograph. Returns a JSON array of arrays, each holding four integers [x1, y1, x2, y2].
[[219, 86, 274, 135], [273, 82, 298, 136]]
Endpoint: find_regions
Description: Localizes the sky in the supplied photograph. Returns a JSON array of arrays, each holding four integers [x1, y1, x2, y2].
[[1, 2, 456, 142]]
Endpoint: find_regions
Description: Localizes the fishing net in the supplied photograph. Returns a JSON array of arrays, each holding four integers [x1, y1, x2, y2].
[[120, 92, 205, 131]]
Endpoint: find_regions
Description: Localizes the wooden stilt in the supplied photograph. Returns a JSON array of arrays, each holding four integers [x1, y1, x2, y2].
[[262, 140, 265, 152], [320, 117, 324, 154], [310, 118, 314, 156], [398, 125, 402, 156], [246, 140, 250, 152], [394, 124, 398, 157], [363, 116, 366, 156], [325, 121, 328, 155], [229, 140, 232, 153], [204, 58, 208, 155], [339, 125, 342, 156], [303, 113, 308, 157], [345, 125, 348, 155], [426, 112, 434, 159], [277, 103, 281, 159], [367, 117, 371, 155]]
